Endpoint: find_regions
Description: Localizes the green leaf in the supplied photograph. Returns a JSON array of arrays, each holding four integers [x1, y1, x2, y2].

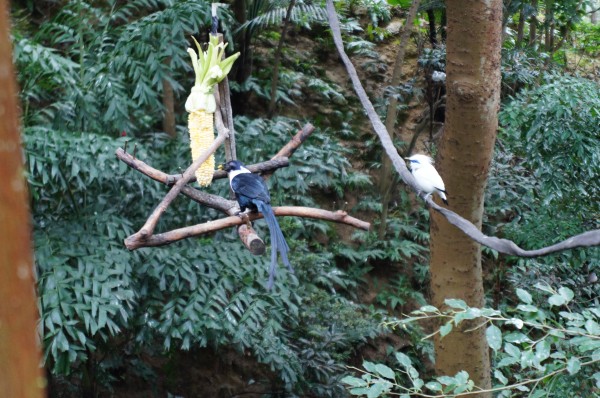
[[440, 322, 453, 337], [412, 378, 424, 390], [534, 283, 554, 294], [437, 375, 455, 385], [342, 376, 368, 388], [425, 381, 443, 392], [486, 324, 502, 351], [395, 352, 412, 367], [367, 381, 391, 398], [517, 304, 538, 313], [504, 332, 531, 344], [507, 317, 524, 329], [558, 287, 574, 303], [445, 298, 467, 310], [505, 343, 521, 358], [585, 319, 600, 335], [374, 364, 395, 380], [516, 288, 532, 304], [548, 294, 566, 306], [535, 340, 551, 362], [494, 369, 508, 386], [566, 357, 581, 375], [497, 356, 518, 367], [349, 387, 371, 395], [363, 361, 377, 374], [418, 305, 439, 313]]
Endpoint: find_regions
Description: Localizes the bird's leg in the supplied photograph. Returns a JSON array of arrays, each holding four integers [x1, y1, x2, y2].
[[236, 208, 253, 228]]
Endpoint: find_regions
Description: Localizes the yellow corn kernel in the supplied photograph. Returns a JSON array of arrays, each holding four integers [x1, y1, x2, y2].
[[188, 109, 215, 187]]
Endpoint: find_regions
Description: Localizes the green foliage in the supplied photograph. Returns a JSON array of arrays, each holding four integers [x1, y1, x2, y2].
[[572, 22, 600, 57], [499, 73, 599, 240], [343, 285, 600, 397], [14, 0, 232, 135], [237, 0, 327, 35], [26, 124, 384, 394]]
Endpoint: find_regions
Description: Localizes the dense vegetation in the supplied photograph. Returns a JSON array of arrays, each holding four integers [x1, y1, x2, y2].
[[10, 0, 599, 396]]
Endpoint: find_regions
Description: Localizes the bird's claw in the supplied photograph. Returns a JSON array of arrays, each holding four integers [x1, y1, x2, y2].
[[236, 211, 252, 228]]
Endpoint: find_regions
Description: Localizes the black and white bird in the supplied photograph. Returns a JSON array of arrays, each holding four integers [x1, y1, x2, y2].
[[221, 160, 293, 289], [405, 154, 448, 205]]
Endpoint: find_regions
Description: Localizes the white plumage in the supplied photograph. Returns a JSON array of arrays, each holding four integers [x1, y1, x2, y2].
[[405, 154, 448, 205]]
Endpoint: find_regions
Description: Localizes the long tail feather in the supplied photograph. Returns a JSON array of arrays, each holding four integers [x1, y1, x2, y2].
[[257, 202, 293, 289]]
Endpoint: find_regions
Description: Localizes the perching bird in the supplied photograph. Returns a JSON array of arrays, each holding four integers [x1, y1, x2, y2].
[[405, 154, 448, 205], [221, 160, 293, 289]]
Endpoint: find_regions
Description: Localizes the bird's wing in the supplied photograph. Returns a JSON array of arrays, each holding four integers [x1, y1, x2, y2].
[[232, 173, 271, 203], [416, 165, 446, 192]]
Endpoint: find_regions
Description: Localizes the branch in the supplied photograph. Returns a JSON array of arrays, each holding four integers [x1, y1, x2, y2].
[[135, 127, 228, 238], [325, 0, 600, 256], [116, 147, 237, 214], [124, 207, 369, 250], [117, 121, 371, 251]]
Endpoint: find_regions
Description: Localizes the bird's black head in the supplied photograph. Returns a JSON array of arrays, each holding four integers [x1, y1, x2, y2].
[[219, 160, 245, 172]]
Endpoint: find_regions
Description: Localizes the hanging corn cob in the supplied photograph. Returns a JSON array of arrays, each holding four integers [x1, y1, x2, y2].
[[185, 35, 239, 187]]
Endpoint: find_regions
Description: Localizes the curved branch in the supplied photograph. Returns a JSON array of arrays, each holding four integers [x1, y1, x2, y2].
[[124, 207, 370, 250], [325, 0, 600, 257]]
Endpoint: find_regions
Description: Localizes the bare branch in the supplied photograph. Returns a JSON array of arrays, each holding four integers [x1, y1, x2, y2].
[[117, 120, 371, 251], [325, 0, 600, 256], [124, 206, 370, 250], [116, 148, 237, 214], [137, 128, 229, 237], [273, 122, 315, 160]]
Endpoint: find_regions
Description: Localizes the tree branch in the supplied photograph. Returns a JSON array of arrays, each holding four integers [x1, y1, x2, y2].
[[124, 207, 369, 250], [325, 0, 600, 256], [135, 127, 229, 238], [117, 120, 370, 251]]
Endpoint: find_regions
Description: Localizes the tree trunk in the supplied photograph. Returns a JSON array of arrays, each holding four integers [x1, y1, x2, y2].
[[161, 59, 176, 138], [545, 0, 555, 53], [429, 1, 502, 396], [516, 7, 525, 47], [529, 0, 538, 46], [427, 9, 437, 46], [268, 0, 296, 117], [378, 0, 421, 238], [440, 9, 447, 42], [0, 1, 46, 397], [232, 0, 253, 112]]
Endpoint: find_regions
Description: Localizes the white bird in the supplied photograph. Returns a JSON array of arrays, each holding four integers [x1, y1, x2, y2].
[[405, 154, 448, 205]]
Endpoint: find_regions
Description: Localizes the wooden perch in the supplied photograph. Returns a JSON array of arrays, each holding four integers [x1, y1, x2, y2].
[[124, 206, 369, 250], [117, 120, 370, 252]]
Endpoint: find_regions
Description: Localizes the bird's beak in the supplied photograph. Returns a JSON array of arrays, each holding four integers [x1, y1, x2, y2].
[[217, 164, 225, 171]]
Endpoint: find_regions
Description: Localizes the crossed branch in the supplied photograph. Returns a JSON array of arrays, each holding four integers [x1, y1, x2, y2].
[[325, 0, 600, 256], [118, 94, 369, 252]]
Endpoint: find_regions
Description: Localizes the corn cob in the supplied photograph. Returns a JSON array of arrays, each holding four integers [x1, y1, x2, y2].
[[185, 36, 239, 187]]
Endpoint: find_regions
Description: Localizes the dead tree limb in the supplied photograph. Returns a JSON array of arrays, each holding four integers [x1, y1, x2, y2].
[[124, 207, 369, 250], [325, 0, 600, 256]]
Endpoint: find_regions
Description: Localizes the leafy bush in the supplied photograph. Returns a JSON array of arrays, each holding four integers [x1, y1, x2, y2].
[[499, 73, 600, 219], [342, 285, 600, 397]]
